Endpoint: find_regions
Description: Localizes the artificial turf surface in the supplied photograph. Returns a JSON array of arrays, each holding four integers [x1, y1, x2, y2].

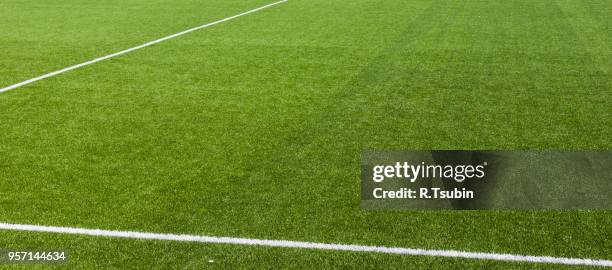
[[0, 0, 610, 268]]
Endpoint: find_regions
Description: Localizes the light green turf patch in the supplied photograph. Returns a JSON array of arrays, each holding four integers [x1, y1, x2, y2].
[[0, 0, 273, 86]]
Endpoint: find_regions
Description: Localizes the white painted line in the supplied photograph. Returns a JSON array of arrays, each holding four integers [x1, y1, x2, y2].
[[0, 0, 288, 94], [0, 223, 610, 267]]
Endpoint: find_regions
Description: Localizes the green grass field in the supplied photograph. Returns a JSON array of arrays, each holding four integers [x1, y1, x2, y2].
[[0, 0, 610, 268]]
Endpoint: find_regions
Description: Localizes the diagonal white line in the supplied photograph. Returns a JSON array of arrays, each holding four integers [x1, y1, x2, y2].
[[0, 222, 610, 267], [0, 0, 288, 94]]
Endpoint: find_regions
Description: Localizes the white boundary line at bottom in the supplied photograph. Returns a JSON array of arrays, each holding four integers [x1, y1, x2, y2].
[[0, 222, 610, 267]]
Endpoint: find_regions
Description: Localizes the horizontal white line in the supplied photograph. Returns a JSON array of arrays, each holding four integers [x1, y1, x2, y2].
[[0, 223, 610, 267], [0, 0, 288, 94]]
